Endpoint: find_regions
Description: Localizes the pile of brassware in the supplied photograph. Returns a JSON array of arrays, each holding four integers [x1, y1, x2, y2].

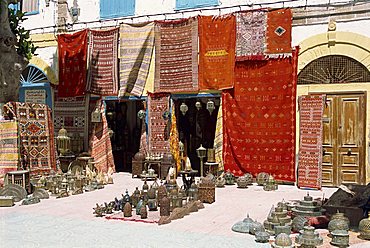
[[0, 168, 113, 207], [231, 194, 370, 247], [94, 178, 206, 225]]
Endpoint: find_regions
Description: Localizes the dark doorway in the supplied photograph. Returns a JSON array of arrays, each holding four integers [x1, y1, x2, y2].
[[175, 97, 220, 174], [105, 100, 144, 172]]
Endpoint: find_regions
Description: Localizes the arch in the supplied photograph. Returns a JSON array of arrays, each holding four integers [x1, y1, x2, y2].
[[298, 31, 370, 74], [28, 56, 58, 85]]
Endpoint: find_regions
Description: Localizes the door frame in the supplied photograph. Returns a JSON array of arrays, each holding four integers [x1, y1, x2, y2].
[[309, 91, 366, 186]]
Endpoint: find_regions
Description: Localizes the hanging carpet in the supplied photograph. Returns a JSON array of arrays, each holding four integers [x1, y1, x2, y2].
[[169, 102, 181, 172], [235, 8, 292, 60], [3, 102, 56, 175], [57, 29, 88, 97], [222, 53, 298, 181], [148, 93, 170, 154], [154, 18, 198, 93], [87, 28, 119, 96], [198, 15, 236, 90], [297, 95, 325, 189], [0, 120, 19, 185], [90, 102, 115, 173], [54, 97, 87, 153], [119, 22, 155, 97], [214, 98, 223, 171]]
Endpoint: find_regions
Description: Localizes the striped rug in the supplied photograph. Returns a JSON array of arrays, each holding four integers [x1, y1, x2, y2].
[[0, 120, 19, 185]]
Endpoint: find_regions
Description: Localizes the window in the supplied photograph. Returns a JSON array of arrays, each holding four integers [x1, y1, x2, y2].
[[100, 0, 135, 19], [176, 0, 219, 10], [22, 0, 39, 15]]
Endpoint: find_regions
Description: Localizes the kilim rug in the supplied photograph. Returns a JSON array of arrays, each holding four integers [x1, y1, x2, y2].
[[54, 97, 87, 153], [214, 98, 223, 171], [222, 53, 298, 181], [266, 8, 292, 57], [198, 15, 236, 90], [57, 29, 88, 97], [90, 103, 115, 173], [236, 10, 267, 61], [154, 18, 198, 93], [148, 93, 170, 154], [0, 120, 19, 185], [119, 22, 155, 97], [3, 102, 56, 175], [169, 103, 181, 172], [87, 28, 119, 96], [297, 95, 325, 189]]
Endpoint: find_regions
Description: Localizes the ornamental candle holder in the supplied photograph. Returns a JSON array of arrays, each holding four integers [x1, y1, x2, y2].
[[56, 127, 71, 156], [196, 144, 207, 177]]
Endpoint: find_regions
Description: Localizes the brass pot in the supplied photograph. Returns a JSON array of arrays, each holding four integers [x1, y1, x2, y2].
[[359, 216, 370, 240]]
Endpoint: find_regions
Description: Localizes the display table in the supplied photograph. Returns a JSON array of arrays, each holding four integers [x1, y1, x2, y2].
[[204, 162, 219, 176], [178, 170, 198, 193]]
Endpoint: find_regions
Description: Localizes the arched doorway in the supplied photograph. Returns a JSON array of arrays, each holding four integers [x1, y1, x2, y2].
[[298, 32, 370, 186]]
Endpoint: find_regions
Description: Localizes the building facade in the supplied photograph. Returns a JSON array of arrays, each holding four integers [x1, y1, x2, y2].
[[15, 0, 370, 185]]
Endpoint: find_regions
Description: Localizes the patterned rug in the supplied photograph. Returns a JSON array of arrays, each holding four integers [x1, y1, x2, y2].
[[154, 18, 198, 93], [4, 102, 56, 175], [297, 95, 325, 189], [222, 53, 298, 181], [236, 10, 267, 60], [57, 30, 88, 97], [214, 98, 223, 171], [119, 22, 155, 97], [266, 8, 292, 57], [54, 97, 87, 154], [148, 93, 170, 154], [0, 120, 19, 185], [90, 103, 115, 173], [87, 28, 119, 96], [198, 15, 236, 90]]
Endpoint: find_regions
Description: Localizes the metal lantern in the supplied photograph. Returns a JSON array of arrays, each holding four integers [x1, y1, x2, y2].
[[196, 144, 207, 177], [91, 107, 101, 123], [206, 100, 215, 115], [195, 101, 202, 111], [137, 109, 146, 119], [56, 127, 71, 156], [180, 102, 188, 116], [162, 110, 170, 120], [188, 182, 198, 201]]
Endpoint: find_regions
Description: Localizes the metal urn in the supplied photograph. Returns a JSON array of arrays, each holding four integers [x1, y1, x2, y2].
[[160, 196, 170, 217], [147, 187, 157, 211], [295, 226, 323, 248], [256, 172, 269, 186], [131, 187, 140, 208], [140, 205, 148, 219], [263, 175, 278, 191], [330, 230, 349, 247], [157, 183, 167, 206], [236, 175, 249, 188], [136, 197, 144, 215], [224, 170, 235, 185], [328, 211, 350, 235], [188, 182, 198, 201], [123, 189, 131, 206], [123, 202, 132, 217], [358, 215, 370, 240], [272, 233, 294, 248]]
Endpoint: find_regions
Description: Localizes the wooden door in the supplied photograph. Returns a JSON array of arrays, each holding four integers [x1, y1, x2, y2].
[[321, 93, 366, 186]]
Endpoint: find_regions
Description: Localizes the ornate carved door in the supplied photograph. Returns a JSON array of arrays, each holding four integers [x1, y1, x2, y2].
[[321, 93, 366, 186]]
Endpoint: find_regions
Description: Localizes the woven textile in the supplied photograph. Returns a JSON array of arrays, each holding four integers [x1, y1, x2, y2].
[[223, 54, 298, 181], [0, 120, 19, 184], [148, 93, 170, 154], [57, 30, 88, 97], [90, 103, 115, 173], [198, 15, 236, 90], [169, 103, 181, 172], [54, 97, 86, 135], [266, 8, 292, 56], [236, 10, 267, 60], [87, 28, 119, 96], [154, 18, 198, 93], [119, 23, 155, 97], [297, 95, 325, 189], [4, 102, 56, 175], [214, 98, 223, 171]]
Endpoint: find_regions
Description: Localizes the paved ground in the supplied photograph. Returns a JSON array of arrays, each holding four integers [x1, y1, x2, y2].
[[0, 173, 369, 248]]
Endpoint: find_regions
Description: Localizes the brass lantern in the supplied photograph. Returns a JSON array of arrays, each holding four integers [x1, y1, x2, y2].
[[195, 101, 202, 111], [196, 144, 207, 177], [180, 102, 188, 116], [56, 127, 71, 156], [206, 100, 215, 115], [137, 109, 146, 120], [91, 106, 101, 123]]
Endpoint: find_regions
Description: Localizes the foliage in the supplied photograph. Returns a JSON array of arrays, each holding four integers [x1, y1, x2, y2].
[[8, 8, 37, 60]]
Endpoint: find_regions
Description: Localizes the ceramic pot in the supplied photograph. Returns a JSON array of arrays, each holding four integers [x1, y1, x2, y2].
[[359, 216, 370, 240]]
